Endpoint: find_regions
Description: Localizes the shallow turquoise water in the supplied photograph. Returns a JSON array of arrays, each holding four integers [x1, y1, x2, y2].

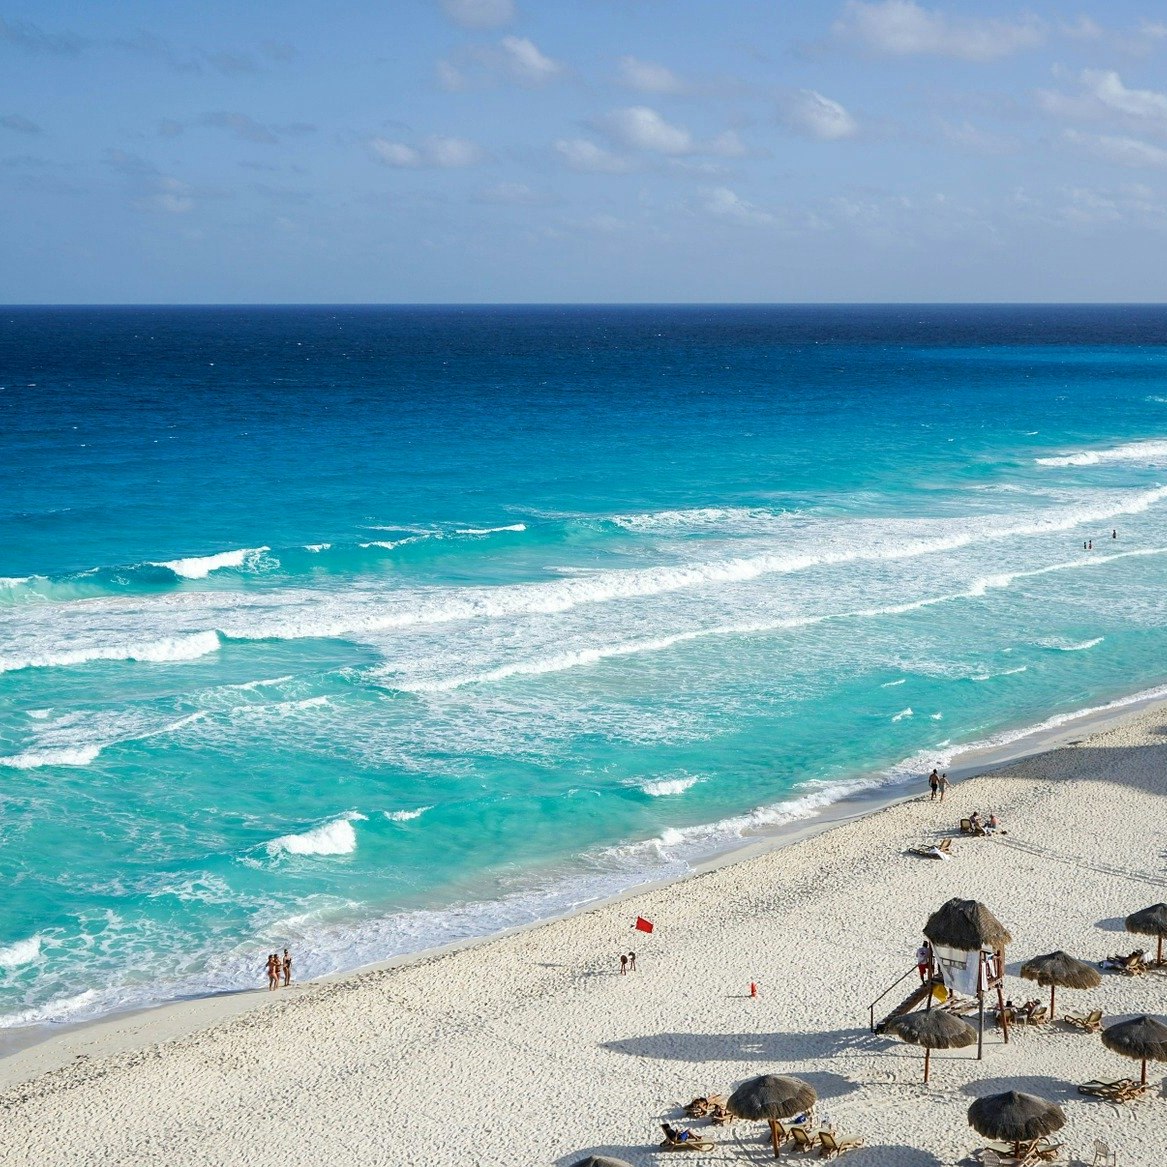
[[3, 305, 1167, 1027]]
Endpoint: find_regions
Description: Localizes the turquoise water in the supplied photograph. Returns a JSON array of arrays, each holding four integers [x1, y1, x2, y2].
[[3, 305, 1167, 1028]]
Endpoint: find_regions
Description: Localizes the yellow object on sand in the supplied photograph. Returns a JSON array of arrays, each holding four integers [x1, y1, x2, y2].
[[931, 983, 948, 1003]]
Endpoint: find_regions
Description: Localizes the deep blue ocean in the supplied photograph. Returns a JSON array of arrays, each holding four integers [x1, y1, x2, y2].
[[4, 304, 1167, 1030]]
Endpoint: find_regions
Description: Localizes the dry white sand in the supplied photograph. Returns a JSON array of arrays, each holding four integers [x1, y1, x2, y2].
[[2, 706, 1166, 1167]]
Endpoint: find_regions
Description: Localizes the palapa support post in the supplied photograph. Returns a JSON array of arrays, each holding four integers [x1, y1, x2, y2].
[[977, 990, 985, 1060], [923, 1046, 931, 1084], [996, 946, 1009, 1044], [768, 1118, 780, 1158]]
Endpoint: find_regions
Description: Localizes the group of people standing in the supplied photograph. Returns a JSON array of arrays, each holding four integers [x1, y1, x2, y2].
[[265, 948, 292, 990], [927, 769, 949, 801], [619, 951, 637, 974]]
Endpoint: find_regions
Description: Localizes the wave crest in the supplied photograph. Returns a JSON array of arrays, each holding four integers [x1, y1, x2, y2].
[[154, 547, 271, 579], [266, 812, 367, 857]]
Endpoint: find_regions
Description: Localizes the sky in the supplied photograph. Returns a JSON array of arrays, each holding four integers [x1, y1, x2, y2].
[[3, 1, 1167, 303]]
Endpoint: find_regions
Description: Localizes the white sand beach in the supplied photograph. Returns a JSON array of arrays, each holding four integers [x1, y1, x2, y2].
[[2, 704, 1166, 1167]]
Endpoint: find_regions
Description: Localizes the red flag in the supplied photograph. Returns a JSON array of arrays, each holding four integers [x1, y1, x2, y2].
[[634, 916, 654, 933]]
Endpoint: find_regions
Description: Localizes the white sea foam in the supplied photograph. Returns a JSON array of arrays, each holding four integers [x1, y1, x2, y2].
[[305, 543, 331, 553], [639, 776, 701, 796], [881, 678, 907, 688], [266, 812, 367, 857], [891, 708, 913, 722], [1035, 439, 1167, 468], [930, 712, 943, 720], [1039, 637, 1104, 652], [455, 523, 527, 535], [0, 936, 42, 969], [384, 806, 433, 822], [0, 576, 32, 588], [27, 708, 51, 719], [970, 666, 1029, 681], [0, 744, 103, 769], [0, 630, 221, 674], [154, 547, 270, 579], [610, 506, 781, 533]]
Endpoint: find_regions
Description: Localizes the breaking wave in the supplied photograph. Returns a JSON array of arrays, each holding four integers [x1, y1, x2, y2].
[[1035, 439, 1167, 468], [266, 813, 367, 858], [153, 547, 271, 579], [0, 630, 221, 675]]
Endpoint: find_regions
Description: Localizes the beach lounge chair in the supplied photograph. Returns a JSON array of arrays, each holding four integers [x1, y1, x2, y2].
[[659, 1124, 715, 1152], [1091, 1138, 1117, 1167], [818, 1131, 863, 1158], [1077, 1078, 1147, 1103], [790, 1126, 818, 1152], [960, 818, 973, 833], [1063, 1008, 1103, 1033], [683, 1093, 724, 1118], [908, 843, 949, 859], [978, 1151, 1005, 1167]]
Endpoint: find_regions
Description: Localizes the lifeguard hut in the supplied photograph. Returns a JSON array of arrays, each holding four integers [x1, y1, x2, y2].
[[923, 897, 1012, 1057]]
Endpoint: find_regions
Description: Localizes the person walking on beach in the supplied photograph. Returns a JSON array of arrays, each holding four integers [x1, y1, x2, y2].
[[928, 769, 940, 800], [619, 953, 628, 975], [628, 951, 637, 972], [265, 953, 279, 991], [1113, 529, 1117, 539], [938, 772, 949, 801], [282, 947, 292, 988]]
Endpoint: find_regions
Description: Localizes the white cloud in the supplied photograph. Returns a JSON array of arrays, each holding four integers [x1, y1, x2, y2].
[[600, 106, 692, 154], [371, 135, 485, 168], [438, 0, 513, 29], [703, 186, 774, 226], [499, 36, 562, 85], [554, 137, 633, 173], [1039, 70, 1167, 127], [1063, 129, 1167, 168], [1084, 70, 1167, 121], [617, 56, 686, 94], [834, 0, 1044, 61], [780, 90, 857, 141]]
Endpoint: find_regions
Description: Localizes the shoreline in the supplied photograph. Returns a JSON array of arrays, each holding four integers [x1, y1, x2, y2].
[[3, 677, 1166, 1090], [3, 691, 1166, 1165]]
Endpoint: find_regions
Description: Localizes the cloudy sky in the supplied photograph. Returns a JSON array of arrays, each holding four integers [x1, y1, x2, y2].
[[3, 1, 1167, 302]]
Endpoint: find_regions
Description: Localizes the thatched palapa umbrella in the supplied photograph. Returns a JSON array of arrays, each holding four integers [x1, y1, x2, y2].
[[1101, 1015, 1167, 1086], [1019, 950, 1101, 1019], [727, 1074, 816, 1159], [1125, 903, 1167, 966], [570, 1158, 634, 1167], [885, 1009, 977, 1083], [967, 1091, 1065, 1160], [924, 898, 1012, 950]]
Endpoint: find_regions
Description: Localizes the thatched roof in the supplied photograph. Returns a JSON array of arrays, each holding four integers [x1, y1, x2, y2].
[[967, 1091, 1065, 1142], [727, 1074, 816, 1121], [924, 898, 1012, 950], [885, 1009, 977, 1050], [1101, 1016, 1167, 1063], [1019, 951, 1102, 990], [1125, 904, 1167, 938], [569, 1159, 634, 1167]]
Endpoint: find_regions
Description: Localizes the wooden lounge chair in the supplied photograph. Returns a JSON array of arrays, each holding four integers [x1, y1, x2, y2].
[[659, 1124, 715, 1152], [790, 1126, 817, 1152], [1078, 1078, 1147, 1103], [818, 1131, 863, 1158], [1063, 1008, 1103, 1033]]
